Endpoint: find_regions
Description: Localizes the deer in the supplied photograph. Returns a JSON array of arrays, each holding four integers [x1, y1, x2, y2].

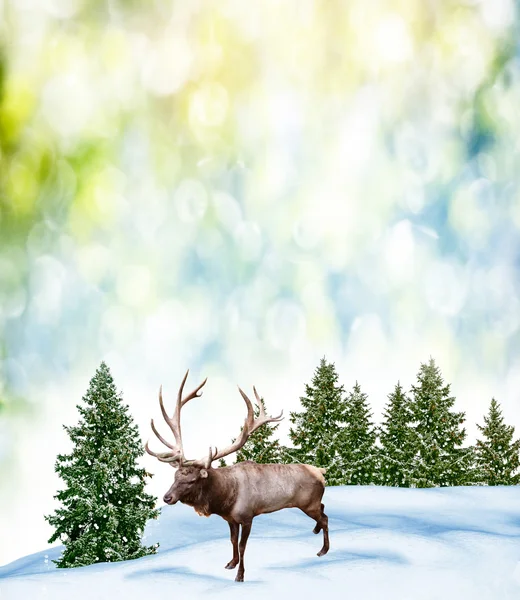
[[145, 370, 330, 582]]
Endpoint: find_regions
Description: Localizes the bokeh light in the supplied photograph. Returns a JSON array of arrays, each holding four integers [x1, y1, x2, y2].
[[1, 0, 520, 565]]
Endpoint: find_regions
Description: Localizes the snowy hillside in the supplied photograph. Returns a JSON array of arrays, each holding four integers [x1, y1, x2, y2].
[[2, 486, 520, 600]]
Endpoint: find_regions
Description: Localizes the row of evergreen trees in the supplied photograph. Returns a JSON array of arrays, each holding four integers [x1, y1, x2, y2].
[[47, 358, 520, 569], [228, 357, 520, 488]]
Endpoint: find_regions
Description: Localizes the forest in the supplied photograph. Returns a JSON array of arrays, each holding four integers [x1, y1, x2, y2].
[[230, 357, 520, 488], [44, 356, 519, 568], [3, 0, 520, 574]]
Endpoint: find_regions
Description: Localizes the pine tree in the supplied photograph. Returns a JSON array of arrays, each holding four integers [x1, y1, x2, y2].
[[340, 382, 378, 485], [234, 396, 282, 463], [379, 382, 416, 487], [409, 358, 473, 487], [288, 357, 347, 485], [474, 398, 520, 485], [45, 362, 159, 567]]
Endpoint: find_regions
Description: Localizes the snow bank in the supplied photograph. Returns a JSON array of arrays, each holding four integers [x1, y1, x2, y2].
[[2, 486, 520, 600]]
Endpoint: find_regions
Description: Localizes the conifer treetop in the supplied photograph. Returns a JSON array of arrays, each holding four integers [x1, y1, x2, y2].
[[340, 381, 378, 486], [288, 357, 350, 484], [475, 397, 520, 485], [45, 361, 159, 568], [409, 357, 472, 487], [379, 381, 415, 487]]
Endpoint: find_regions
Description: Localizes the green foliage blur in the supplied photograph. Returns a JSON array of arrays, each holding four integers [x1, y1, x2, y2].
[[2, 0, 520, 502]]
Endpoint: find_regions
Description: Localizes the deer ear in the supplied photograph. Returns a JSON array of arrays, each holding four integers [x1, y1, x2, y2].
[[200, 469, 208, 478]]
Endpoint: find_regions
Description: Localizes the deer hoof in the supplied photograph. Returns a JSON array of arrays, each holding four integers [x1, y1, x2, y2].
[[317, 548, 329, 557], [235, 572, 244, 582], [225, 560, 238, 570], [313, 525, 321, 534]]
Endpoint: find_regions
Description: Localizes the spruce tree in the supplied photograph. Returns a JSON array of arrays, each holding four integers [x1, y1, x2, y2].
[[45, 362, 159, 567], [340, 382, 378, 485], [409, 358, 473, 487], [379, 382, 416, 487], [474, 398, 520, 485], [288, 357, 347, 485]]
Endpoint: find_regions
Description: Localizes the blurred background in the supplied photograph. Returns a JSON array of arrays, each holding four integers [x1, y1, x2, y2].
[[1, 0, 520, 565]]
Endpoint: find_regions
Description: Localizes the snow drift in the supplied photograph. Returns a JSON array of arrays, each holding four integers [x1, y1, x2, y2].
[[2, 485, 520, 600]]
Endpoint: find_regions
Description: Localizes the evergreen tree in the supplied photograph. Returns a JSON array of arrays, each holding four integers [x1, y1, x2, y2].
[[340, 382, 378, 485], [379, 382, 416, 487], [474, 398, 520, 485], [288, 357, 347, 485], [45, 362, 159, 567], [234, 396, 282, 463], [409, 358, 473, 487]]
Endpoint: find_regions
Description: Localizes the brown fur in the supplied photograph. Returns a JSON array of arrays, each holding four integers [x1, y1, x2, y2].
[[148, 373, 329, 582], [163, 461, 330, 582]]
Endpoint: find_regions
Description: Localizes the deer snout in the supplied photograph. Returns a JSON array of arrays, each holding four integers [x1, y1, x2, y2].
[[163, 494, 174, 505]]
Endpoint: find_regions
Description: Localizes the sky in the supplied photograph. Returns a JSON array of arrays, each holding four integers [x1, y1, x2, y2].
[[2, 0, 520, 566]]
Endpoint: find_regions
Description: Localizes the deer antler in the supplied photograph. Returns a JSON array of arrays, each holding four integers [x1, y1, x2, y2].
[[202, 386, 284, 468], [145, 370, 207, 465], [146, 372, 283, 469]]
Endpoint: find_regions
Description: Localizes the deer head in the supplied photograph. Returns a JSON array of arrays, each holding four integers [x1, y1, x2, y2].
[[145, 370, 283, 505]]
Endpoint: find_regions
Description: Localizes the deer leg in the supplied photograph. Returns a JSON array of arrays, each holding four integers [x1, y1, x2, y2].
[[225, 522, 239, 569], [317, 508, 329, 557], [235, 521, 252, 582], [313, 503, 325, 534], [301, 505, 329, 557]]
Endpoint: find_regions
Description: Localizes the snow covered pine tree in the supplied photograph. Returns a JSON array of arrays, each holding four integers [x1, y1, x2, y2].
[[45, 362, 159, 567], [475, 398, 520, 485], [409, 358, 474, 487], [288, 357, 348, 485], [340, 382, 378, 485], [378, 381, 416, 487]]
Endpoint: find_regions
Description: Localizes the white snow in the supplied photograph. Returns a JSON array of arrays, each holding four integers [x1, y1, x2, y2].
[[2, 486, 520, 599]]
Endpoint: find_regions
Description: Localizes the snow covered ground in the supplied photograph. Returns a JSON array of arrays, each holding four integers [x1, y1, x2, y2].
[[2, 486, 520, 600]]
